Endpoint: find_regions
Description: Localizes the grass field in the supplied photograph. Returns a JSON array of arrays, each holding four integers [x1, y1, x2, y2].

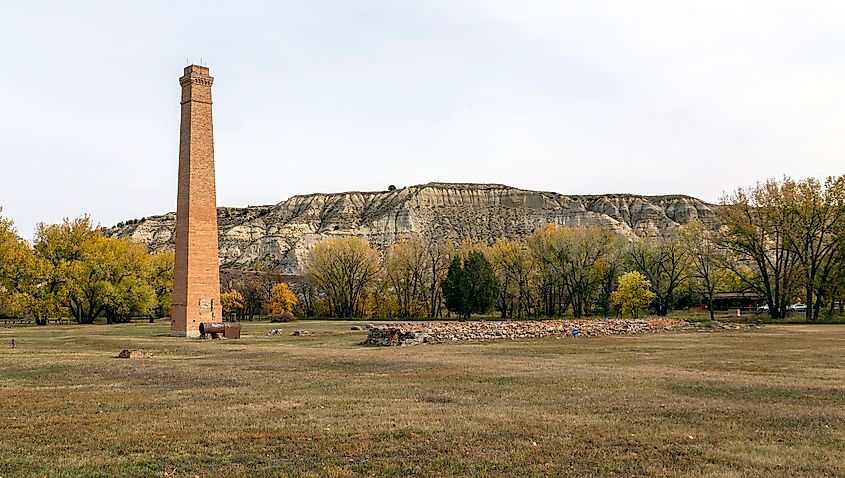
[[1, 321, 844, 477]]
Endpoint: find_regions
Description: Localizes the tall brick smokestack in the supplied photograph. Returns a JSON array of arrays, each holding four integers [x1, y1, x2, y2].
[[171, 64, 222, 337]]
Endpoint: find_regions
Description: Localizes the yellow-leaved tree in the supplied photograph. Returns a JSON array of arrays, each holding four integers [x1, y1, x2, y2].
[[0, 210, 31, 319], [33, 216, 156, 324], [612, 271, 656, 318], [488, 238, 536, 319], [220, 289, 245, 320], [269, 282, 298, 321], [384, 237, 427, 318], [306, 237, 380, 318]]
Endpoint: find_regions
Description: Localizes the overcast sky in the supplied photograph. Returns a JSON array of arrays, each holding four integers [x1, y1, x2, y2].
[[1, 1, 844, 237]]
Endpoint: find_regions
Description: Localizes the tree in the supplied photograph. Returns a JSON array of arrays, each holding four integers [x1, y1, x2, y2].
[[291, 277, 318, 317], [441, 251, 499, 320], [17, 254, 62, 325], [421, 233, 453, 318], [306, 237, 381, 318], [680, 220, 726, 320], [612, 271, 656, 318], [235, 279, 265, 320], [719, 179, 802, 320], [32, 217, 155, 324], [82, 234, 155, 324], [626, 236, 688, 316], [0, 211, 26, 290], [594, 245, 625, 318], [146, 250, 174, 322], [780, 176, 845, 320], [527, 225, 620, 318], [488, 239, 536, 318], [527, 225, 571, 317], [220, 289, 245, 320], [0, 211, 31, 319], [32, 216, 98, 323], [560, 228, 619, 318], [269, 282, 298, 320], [384, 237, 427, 318]]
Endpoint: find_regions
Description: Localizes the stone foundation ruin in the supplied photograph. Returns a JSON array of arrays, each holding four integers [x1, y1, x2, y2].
[[364, 319, 687, 346]]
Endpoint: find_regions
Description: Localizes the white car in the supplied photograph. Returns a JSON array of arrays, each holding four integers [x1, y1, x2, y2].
[[788, 303, 807, 313]]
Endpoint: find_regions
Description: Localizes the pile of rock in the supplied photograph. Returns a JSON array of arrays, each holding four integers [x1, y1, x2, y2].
[[364, 319, 687, 346], [365, 327, 432, 346], [116, 349, 150, 359]]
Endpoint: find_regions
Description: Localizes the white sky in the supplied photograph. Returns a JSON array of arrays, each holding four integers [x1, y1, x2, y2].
[[1, 1, 844, 237]]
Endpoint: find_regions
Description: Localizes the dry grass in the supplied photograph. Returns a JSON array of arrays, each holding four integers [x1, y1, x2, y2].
[[1, 321, 844, 477]]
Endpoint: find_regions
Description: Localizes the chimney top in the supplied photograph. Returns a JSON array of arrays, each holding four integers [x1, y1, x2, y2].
[[184, 64, 210, 75]]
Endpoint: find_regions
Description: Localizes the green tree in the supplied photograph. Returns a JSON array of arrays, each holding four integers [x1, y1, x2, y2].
[[147, 250, 174, 322], [612, 271, 656, 318], [441, 251, 499, 320]]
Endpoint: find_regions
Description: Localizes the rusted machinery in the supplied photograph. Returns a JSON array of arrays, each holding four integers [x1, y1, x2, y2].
[[198, 322, 242, 339]]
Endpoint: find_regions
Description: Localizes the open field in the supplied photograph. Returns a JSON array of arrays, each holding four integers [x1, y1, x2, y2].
[[1, 322, 844, 477]]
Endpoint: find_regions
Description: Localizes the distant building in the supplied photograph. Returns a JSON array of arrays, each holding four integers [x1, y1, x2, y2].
[[710, 292, 762, 311]]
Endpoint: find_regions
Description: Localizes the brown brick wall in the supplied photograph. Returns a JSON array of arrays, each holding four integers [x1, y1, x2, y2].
[[171, 65, 222, 337]]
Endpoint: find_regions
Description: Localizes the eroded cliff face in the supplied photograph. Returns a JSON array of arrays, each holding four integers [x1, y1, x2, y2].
[[107, 183, 717, 274]]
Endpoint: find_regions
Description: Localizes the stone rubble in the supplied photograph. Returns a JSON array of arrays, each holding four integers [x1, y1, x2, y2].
[[117, 349, 150, 359], [696, 320, 764, 331], [364, 319, 689, 346]]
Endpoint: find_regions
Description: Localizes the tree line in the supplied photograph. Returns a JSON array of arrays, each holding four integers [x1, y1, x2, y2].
[[2, 175, 844, 323], [303, 176, 845, 321], [0, 215, 173, 324]]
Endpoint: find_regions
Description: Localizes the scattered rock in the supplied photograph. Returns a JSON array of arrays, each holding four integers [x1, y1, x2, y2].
[[715, 321, 763, 330], [292, 330, 313, 337], [351, 325, 363, 331], [117, 349, 149, 359], [364, 319, 688, 346]]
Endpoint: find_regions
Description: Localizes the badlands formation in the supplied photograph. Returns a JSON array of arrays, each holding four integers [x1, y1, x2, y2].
[[108, 183, 717, 275]]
